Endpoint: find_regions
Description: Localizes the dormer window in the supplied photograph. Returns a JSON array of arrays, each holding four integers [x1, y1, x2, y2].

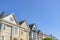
[[10, 17, 14, 21]]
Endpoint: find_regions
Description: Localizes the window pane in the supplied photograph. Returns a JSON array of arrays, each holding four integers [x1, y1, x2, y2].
[[2, 36, 4, 40], [20, 28, 23, 35], [15, 27, 18, 34], [0, 24, 1, 30], [1, 24, 5, 30], [0, 36, 4, 40]]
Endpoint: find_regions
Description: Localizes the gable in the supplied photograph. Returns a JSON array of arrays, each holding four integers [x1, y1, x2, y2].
[[2, 13, 19, 24], [32, 25, 37, 30], [20, 21, 29, 29]]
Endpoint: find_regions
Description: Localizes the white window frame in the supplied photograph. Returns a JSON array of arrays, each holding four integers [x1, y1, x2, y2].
[[1, 24, 5, 30], [0, 36, 4, 40], [15, 27, 18, 34], [20, 28, 23, 35]]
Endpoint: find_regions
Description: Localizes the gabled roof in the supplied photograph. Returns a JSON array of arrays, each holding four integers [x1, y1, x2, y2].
[[0, 11, 6, 19], [11, 13, 19, 24], [0, 12, 19, 24], [19, 20, 25, 25], [19, 20, 30, 30], [29, 24, 35, 29], [29, 23, 37, 30], [38, 30, 41, 33], [38, 30, 43, 34]]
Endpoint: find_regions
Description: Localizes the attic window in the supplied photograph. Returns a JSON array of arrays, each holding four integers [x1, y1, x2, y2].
[[10, 17, 14, 21]]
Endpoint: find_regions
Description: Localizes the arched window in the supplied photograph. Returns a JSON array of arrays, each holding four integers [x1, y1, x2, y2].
[[13, 38, 17, 40], [20, 39, 22, 40]]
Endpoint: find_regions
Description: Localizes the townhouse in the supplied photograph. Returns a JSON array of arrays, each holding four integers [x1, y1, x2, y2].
[[29, 24, 38, 40], [0, 12, 29, 40], [42, 34, 48, 39], [19, 20, 30, 40], [0, 12, 57, 40], [38, 30, 43, 40]]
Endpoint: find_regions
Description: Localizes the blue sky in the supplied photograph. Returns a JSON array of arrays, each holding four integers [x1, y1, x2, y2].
[[0, 0, 60, 40]]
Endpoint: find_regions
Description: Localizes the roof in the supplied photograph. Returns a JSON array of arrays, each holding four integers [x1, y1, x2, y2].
[[0, 11, 6, 19], [19, 20, 25, 25], [29, 24, 35, 29], [38, 30, 41, 33], [0, 12, 19, 24]]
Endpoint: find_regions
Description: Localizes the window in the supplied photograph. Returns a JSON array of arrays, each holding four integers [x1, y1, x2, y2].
[[13, 38, 17, 40], [20, 39, 23, 40], [20, 28, 23, 35], [15, 27, 18, 34], [0, 24, 1, 30], [2, 36, 4, 40], [1, 24, 5, 30], [12, 27, 18, 34], [0, 36, 4, 40], [32, 32, 34, 38]]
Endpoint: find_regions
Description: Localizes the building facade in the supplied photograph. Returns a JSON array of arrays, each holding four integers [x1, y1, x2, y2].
[[0, 12, 57, 40], [0, 12, 29, 40], [42, 33, 48, 39], [19, 20, 30, 40], [29, 24, 38, 40], [38, 30, 43, 40]]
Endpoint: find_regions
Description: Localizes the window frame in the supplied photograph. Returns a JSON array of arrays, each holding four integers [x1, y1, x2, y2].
[[15, 27, 18, 34], [0, 36, 4, 40], [1, 24, 5, 30], [20, 28, 23, 35]]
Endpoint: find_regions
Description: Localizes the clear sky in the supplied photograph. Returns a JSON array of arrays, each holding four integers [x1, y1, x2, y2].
[[0, 0, 60, 40]]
